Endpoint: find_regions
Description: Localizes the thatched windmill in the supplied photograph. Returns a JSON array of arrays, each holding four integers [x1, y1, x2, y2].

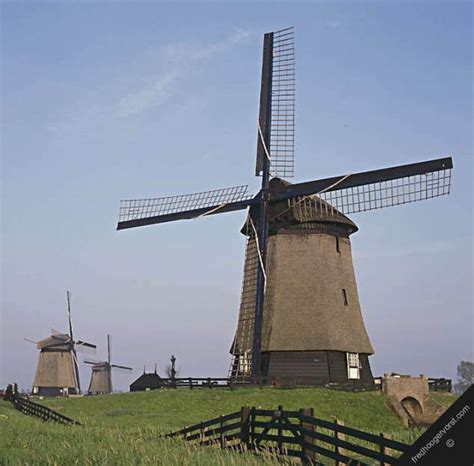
[[28, 291, 96, 396], [85, 335, 132, 394], [116, 27, 453, 387]]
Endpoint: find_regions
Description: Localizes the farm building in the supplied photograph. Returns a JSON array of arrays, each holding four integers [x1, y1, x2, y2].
[[130, 371, 162, 392]]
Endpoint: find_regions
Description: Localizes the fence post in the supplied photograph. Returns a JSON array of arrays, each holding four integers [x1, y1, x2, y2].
[[240, 406, 251, 450], [208, 377, 212, 388], [300, 408, 315, 465], [199, 421, 204, 444], [334, 419, 346, 466], [379, 433, 393, 466], [219, 415, 224, 448], [277, 405, 283, 455], [250, 407, 256, 449], [188, 377, 193, 389]]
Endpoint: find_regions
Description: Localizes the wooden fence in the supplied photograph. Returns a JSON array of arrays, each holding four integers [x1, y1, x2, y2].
[[159, 377, 231, 389], [428, 378, 452, 392], [141, 376, 453, 393], [135, 376, 451, 393], [3, 384, 80, 426], [166, 405, 409, 465], [144, 377, 376, 391]]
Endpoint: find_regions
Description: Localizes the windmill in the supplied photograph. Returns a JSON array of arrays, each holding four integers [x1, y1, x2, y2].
[[85, 335, 133, 394], [116, 27, 453, 386], [28, 291, 96, 396]]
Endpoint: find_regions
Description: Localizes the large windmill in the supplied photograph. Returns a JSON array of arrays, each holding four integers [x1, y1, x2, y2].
[[85, 335, 133, 394], [116, 27, 453, 386], [28, 291, 96, 396]]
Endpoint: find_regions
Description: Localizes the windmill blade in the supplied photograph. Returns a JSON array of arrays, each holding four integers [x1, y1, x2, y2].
[[256, 27, 295, 179], [117, 185, 257, 230], [111, 364, 133, 371], [69, 347, 81, 393], [65, 290, 81, 392], [24, 338, 37, 344], [75, 340, 96, 349], [83, 360, 101, 365], [75, 340, 97, 354], [66, 291, 74, 341], [272, 157, 453, 215]]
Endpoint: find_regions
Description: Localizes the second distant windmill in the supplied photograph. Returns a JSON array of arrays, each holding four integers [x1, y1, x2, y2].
[[85, 335, 132, 395]]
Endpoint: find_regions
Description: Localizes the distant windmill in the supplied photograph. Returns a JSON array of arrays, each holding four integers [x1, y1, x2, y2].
[[116, 27, 453, 386], [85, 335, 132, 395], [27, 291, 96, 396]]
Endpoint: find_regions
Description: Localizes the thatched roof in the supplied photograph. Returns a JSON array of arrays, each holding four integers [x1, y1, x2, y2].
[[261, 233, 374, 354], [37, 334, 71, 350], [242, 177, 358, 236], [32, 351, 77, 389], [88, 364, 112, 394], [232, 178, 373, 358]]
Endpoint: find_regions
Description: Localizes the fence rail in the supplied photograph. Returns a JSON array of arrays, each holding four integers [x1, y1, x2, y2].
[[159, 377, 232, 389], [166, 405, 409, 465], [3, 384, 80, 426], [138, 376, 377, 391], [428, 378, 452, 392], [135, 376, 451, 392]]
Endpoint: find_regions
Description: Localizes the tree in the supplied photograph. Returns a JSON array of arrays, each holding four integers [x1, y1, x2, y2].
[[165, 354, 179, 379], [454, 361, 474, 394]]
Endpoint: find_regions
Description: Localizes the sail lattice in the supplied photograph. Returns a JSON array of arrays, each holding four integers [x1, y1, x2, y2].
[[288, 168, 452, 216], [119, 185, 252, 222], [269, 27, 295, 178], [229, 227, 259, 381]]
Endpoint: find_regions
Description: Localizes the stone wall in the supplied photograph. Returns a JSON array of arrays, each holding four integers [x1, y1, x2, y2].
[[382, 374, 445, 426], [382, 373, 428, 408]]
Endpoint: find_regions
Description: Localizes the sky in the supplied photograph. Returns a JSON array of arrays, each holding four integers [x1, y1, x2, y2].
[[1, 0, 472, 392]]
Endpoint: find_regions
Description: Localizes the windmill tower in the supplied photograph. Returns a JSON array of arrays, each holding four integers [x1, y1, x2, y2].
[[29, 291, 96, 396], [85, 335, 132, 395], [116, 27, 453, 387]]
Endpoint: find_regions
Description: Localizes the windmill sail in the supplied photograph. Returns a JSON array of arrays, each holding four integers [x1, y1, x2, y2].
[[229, 225, 259, 379], [256, 27, 295, 178], [118, 185, 256, 230], [66, 290, 80, 392], [271, 157, 453, 215], [111, 364, 134, 371]]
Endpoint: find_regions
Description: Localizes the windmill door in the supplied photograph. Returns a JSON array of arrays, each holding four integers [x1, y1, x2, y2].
[[347, 352, 360, 380]]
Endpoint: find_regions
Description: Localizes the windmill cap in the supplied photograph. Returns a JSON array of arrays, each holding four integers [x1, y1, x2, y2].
[[37, 333, 71, 349], [242, 177, 358, 235]]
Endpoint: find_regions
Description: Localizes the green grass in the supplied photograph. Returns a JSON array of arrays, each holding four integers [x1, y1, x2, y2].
[[0, 387, 456, 465], [429, 392, 458, 409]]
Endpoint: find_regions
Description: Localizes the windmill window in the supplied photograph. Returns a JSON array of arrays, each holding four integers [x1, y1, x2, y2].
[[347, 352, 360, 379], [336, 236, 340, 253], [342, 289, 348, 306]]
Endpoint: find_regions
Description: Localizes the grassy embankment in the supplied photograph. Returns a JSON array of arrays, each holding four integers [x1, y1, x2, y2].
[[0, 387, 456, 465]]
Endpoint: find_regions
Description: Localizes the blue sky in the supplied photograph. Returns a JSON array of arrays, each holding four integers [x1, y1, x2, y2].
[[1, 1, 472, 391]]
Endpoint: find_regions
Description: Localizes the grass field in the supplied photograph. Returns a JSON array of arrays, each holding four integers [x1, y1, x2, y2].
[[0, 387, 456, 465]]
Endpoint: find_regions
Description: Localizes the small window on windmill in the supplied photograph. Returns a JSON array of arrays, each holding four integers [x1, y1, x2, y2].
[[336, 236, 340, 253], [347, 352, 360, 379], [342, 289, 348, 306]]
